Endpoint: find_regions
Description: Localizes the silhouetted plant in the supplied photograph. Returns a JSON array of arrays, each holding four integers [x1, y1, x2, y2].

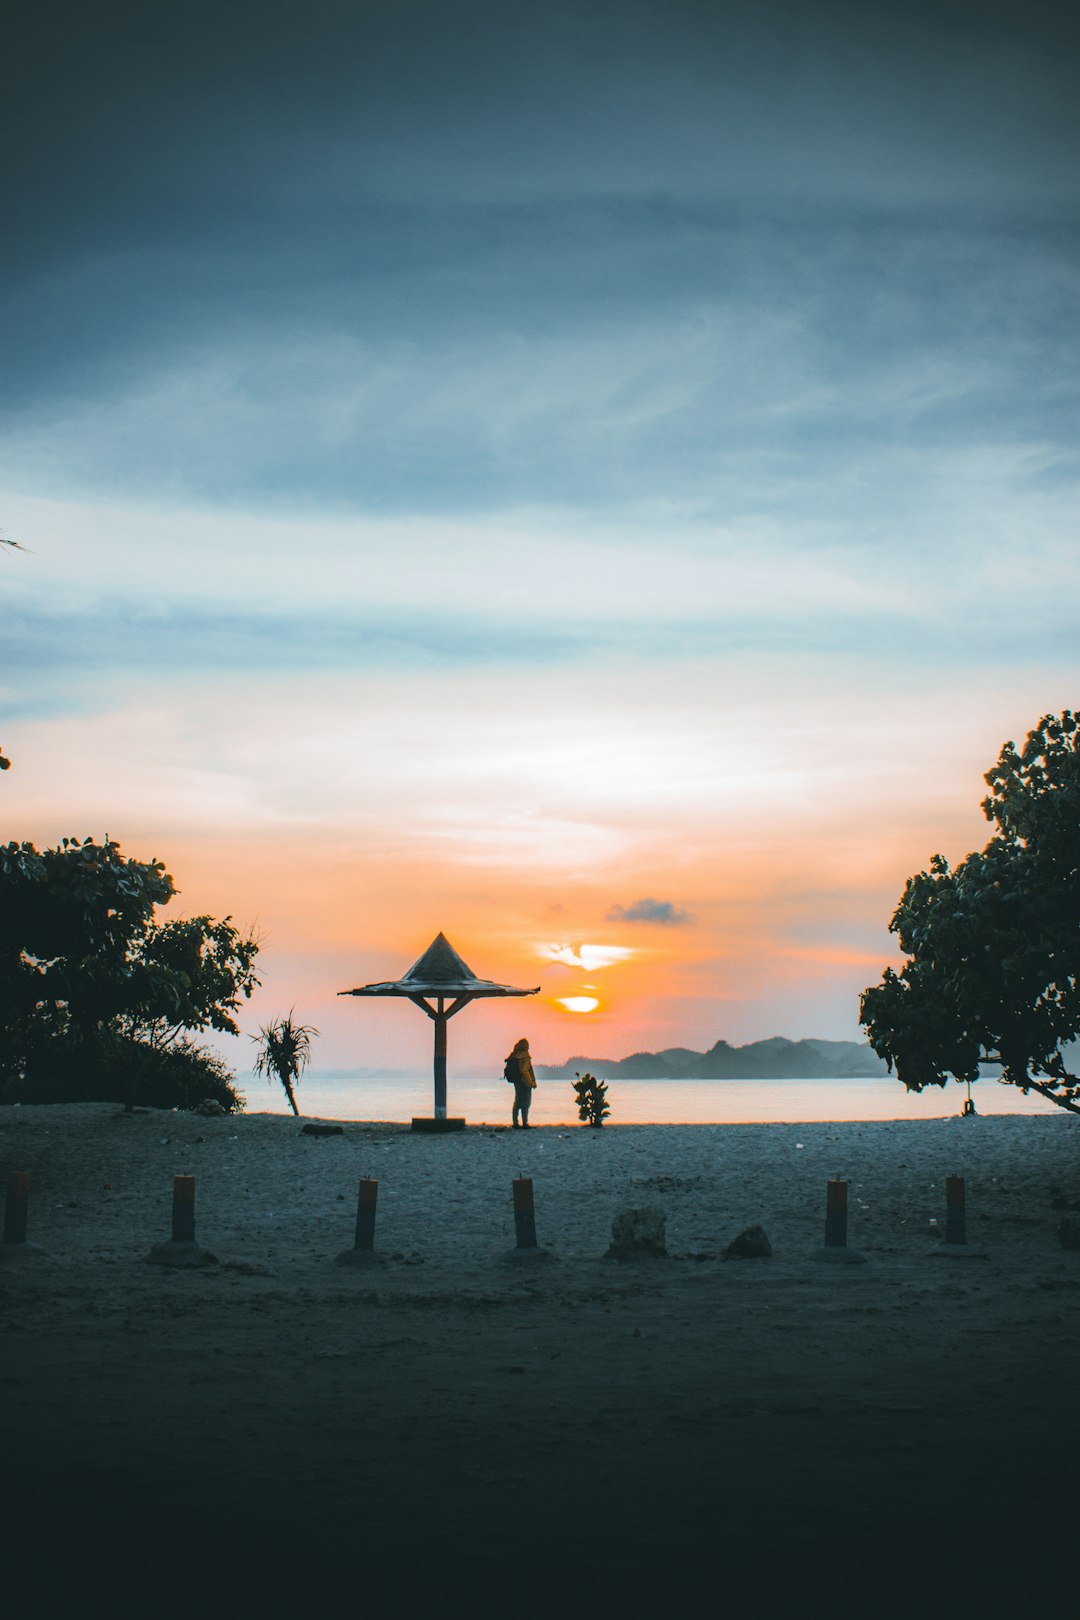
[[252, 1012, 318, 1117], [573, 1070, 610, 1127]]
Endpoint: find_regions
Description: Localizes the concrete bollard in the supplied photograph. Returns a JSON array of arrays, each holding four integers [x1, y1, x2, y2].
[[4, 1170, 29, 1244], [513, 1177, 537, 1249], [931, 1173, 988, 1259], [147, 1174, 217, 1268], [504, 1175, 550, 1264], [337, 1176, 386, 1266], [945, 1174, 966, 1245], [0, 1170, 42, 1263], [825, 1176, 848, 1248], [354, 1177, 378, 1250], [172, 1174, 196, 1241], [813, 1175, 866, 1264]]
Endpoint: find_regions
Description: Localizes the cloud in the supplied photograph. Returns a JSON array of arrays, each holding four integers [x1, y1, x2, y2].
[[608, 898, 694, 927], [538, 944, 635, 971], [5, 215, 1077, 525]]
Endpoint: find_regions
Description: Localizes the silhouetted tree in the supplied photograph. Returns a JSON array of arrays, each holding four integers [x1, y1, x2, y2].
[[0, 836, 259, 1107], [861, 711, 1080, 1115], [252, 1012, 318, 1117]]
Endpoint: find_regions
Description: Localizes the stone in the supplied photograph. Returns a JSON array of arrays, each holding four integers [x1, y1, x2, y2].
[[606, 1206, 667, 1259], [1059, 1212, 1080, 1251], [301, 1123, 344, 1136], [192, 1099, 227, 1117], [723, 1224, 772, 1260]]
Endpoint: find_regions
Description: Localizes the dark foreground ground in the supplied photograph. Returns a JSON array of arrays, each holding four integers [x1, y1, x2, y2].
[[2, 1106, 1078, 1617]]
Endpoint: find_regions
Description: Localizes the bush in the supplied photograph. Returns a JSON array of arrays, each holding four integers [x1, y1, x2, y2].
[[1, 1034, 246, 1113], [572, 1071, 610, 1127]]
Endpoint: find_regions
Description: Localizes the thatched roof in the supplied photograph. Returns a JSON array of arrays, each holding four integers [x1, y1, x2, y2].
[[339, 932, 540, 1000]]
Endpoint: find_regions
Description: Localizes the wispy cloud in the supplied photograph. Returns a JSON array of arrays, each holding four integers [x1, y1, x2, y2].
[[537, 943, 636, 971], [608, 898, 694, 927]]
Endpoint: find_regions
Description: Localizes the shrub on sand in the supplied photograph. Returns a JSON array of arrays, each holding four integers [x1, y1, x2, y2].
[[573, 1071, 610, 1127], [3, 1033, 245, 1113]]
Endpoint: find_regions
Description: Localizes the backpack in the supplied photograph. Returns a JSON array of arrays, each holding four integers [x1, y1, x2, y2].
[[504, 1054, 521, 1084]]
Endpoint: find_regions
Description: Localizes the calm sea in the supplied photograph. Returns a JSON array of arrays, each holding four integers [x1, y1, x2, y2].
[[245, 1072, 1062, 1125]]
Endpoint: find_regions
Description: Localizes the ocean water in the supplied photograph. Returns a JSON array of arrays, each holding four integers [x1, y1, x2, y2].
[[243, 1072, 1062, 1125]]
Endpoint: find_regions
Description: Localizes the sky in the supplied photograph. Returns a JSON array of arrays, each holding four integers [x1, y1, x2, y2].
[[3, 0, 1079, 1080]]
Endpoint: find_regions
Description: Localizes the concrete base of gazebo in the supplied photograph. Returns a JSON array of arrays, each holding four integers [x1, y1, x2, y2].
[[411, 1116, 466, 1133]]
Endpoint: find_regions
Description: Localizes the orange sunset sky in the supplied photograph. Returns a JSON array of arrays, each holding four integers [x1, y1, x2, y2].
[[4, 4, 1078, 1080]]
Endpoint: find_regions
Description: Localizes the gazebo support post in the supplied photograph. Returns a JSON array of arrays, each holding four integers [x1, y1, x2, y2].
[[434, 1001, 447, 1121], [409, 992, 473, 1123]]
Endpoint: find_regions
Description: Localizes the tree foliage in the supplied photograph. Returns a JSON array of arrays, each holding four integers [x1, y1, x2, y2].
[[860, 712, 1080, 1114], [119, 916, 262, 1049], [0, 835, 259, 1109]]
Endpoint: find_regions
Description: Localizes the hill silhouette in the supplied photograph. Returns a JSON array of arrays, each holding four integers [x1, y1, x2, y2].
[[537, 1036, 888, 1081]]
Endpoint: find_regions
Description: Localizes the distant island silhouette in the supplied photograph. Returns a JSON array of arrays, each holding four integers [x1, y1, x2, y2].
[[536, 1036, 889, 1081], [308, 1037, 891, 1084]]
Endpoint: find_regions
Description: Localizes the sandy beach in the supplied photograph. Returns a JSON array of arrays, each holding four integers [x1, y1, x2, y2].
[[3, 1103, 1078, 1616]]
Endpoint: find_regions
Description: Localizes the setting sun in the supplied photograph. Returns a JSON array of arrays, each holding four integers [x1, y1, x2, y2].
[[556, 996, 602, 1014]]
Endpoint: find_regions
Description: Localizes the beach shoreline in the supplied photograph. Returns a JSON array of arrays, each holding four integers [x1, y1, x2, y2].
[[223, 1066, 1066, 1126], [3, 1104, 1077, 1615]]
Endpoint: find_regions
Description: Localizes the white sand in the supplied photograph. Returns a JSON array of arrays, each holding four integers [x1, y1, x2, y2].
[[2, 1104, 1078, 1616]]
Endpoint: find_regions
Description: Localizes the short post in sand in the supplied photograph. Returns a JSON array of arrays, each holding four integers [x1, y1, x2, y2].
[[0, 1170, 41, 1262], [505, 1175, 550, 1263], [813, 1175, 866, 1264], [4, 1170, 29, 1243], [930, 1174, 988, 1259], [337, 1176, 385, 1266], [146, 1174, 218, 1268], [513, 1177, 537, 1248], [339, 931, 540, 1134], [945, 1174, 965, 1244], [172, 1173, 195, 1240]]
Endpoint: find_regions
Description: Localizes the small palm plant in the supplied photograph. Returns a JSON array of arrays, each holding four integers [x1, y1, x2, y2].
[[573, 1071, 610, 1128], [252, 1012, 318, 1117]]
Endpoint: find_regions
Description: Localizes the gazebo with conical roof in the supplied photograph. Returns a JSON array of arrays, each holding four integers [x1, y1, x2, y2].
[[339, 933, 540, 1131]]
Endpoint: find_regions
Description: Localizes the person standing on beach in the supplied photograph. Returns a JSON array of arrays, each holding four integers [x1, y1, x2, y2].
[[505, 1037, 537, 1128]]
